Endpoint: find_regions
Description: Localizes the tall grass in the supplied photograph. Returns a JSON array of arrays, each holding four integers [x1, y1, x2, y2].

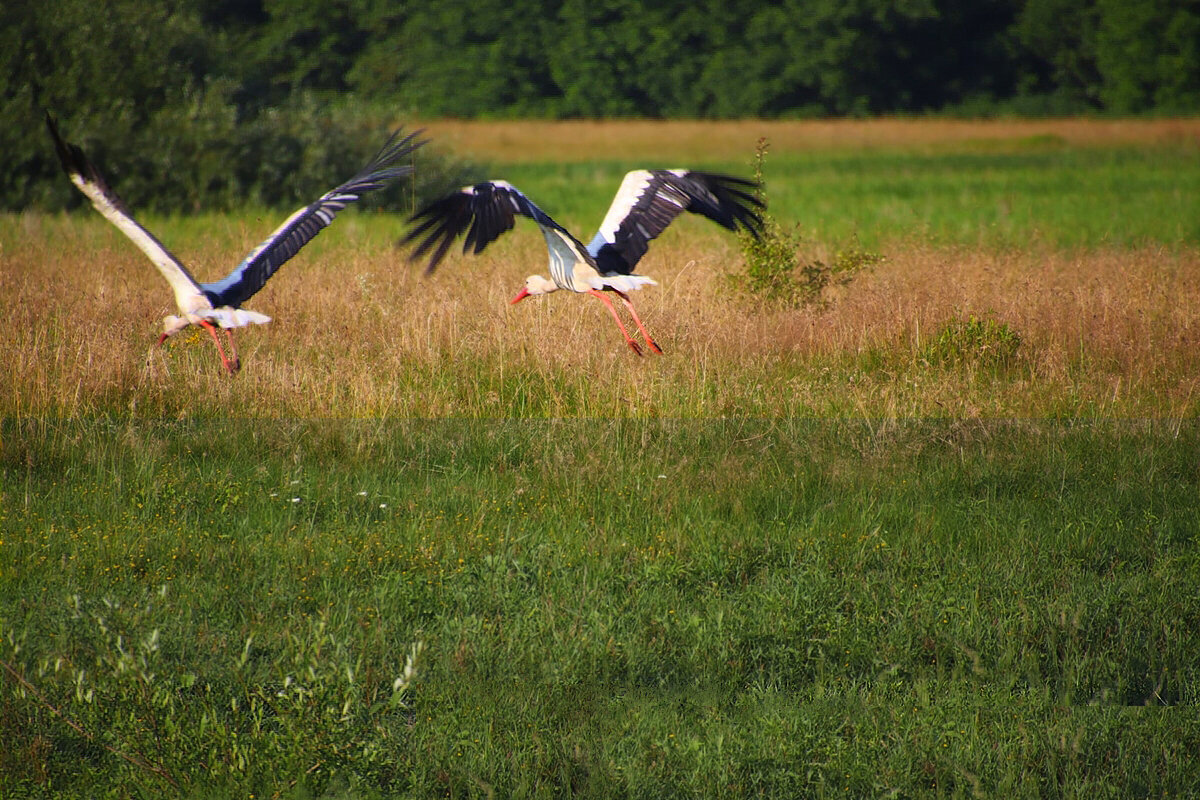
[[3, 120, 1199, 797], [3, 215, 1198, 418]]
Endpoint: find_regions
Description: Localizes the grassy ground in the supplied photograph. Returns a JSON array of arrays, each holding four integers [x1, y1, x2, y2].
[[4, 419, 1199, 797], [3, 119, 1200, 798], [5, 221, 1198, 418]]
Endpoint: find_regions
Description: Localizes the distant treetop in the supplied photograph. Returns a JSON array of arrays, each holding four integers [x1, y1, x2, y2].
[[5, 0, 1197, 211]]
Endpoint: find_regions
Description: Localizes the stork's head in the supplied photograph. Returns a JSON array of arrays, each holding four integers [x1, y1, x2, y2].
[[510, 275, 558, 304]]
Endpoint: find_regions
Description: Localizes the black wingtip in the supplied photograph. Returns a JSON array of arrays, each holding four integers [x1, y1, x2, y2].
[[705, 173, 766, 238], [44, 111, 107, 191], [44, 112, 77, 175], [373, 126, 429, 170], [397, 191, 468, 274]]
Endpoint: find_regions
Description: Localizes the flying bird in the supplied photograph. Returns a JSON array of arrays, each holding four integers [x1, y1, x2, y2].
[[401, 170, 763, 355], [46, 113, 425, 374]]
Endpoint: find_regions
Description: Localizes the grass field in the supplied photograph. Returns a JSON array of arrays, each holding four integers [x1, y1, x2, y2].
[[3, 119, 1200, 798], [423, 118, 1200, 248]]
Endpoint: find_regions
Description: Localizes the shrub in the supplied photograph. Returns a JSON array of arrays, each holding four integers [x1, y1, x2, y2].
[[735, 138, 882, 307]]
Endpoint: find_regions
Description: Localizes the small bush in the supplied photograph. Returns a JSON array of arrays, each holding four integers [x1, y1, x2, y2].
[[735, 138, 882, 307], [922, 314, 1023, 368]]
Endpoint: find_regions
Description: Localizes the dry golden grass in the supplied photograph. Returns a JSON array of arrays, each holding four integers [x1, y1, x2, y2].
[[416, 118, 1200, 163], [5, 211, 1199, 419]]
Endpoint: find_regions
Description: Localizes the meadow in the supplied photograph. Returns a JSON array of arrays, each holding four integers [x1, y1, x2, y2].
[[2, 119, 1200, 798]]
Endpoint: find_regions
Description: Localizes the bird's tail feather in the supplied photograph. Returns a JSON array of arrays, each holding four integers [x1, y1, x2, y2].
[[203, 308, 272, 329], [596, 274, 657, 292]]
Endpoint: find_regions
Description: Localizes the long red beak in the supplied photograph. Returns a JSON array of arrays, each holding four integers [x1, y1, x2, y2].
[[510, 288, 531, 305]]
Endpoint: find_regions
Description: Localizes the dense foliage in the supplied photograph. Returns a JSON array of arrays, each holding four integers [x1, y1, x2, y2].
[[3, 0, 1198, 211]]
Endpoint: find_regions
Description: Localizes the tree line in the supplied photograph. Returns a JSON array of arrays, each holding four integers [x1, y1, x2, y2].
[[4, 0, 1197, 212]]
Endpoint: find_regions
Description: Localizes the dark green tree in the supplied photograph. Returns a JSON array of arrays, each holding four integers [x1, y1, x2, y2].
[[357, 0, 556, 117], [1013, 0, 1103, 110], [1, 0, 221, 209], [1095, 0, 1200, 113], [4, 0, 1198, 212]]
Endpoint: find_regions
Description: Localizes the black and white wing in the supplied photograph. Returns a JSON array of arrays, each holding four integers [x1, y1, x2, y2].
[[587, 170, 764, 275], [203, 127, 426, 308], [401, 181, 582, 274], [46, 113, 205, 304]]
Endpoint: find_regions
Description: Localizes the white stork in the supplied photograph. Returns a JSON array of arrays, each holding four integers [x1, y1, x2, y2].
[[401, 170, 763, 355], [46, 113, 425, 374]]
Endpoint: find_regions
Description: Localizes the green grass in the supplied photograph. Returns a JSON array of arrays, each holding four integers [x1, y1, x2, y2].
[[35, 140, 1192, 252], [12, 122, 1198, 262], [494, 143, 1200, 249], [4, 123, 1200, 797], [3, 419, 1199, 797]]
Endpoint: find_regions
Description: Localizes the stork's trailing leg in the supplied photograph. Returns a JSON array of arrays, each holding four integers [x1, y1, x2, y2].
[[611, 289, 663, 354], [588, 289, 642, 356], [223, 328, 241, 373], [200, 319, 240, 375]]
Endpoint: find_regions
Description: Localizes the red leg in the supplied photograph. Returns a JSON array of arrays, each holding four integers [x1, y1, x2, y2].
[[587, 289, 642, 356], [223, 328, 241, 373], [199, 319, 239, 375], [611, 290, 663, 354]]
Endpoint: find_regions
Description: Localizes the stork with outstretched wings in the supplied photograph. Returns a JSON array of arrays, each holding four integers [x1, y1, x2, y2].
[[47, 113, 426, 373], [402, 170, 763, 355]]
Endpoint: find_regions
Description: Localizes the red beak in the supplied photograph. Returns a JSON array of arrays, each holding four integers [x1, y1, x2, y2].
[[510, 288, 531, 305]]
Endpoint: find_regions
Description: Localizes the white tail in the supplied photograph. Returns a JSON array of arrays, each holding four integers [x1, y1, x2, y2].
[[596, 274, 657, 293], [203, 308, 272, 329]]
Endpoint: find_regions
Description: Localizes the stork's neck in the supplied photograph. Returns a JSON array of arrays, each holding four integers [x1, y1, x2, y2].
[[539, 225, 592, 292], [525, 275, 558, 295]]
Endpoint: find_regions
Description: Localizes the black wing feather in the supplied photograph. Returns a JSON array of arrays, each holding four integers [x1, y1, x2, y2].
[[593, 171, 764, 275], [46, 113, 130, 215], [204, 127, 426, 307], [400, 181, 572, 275]]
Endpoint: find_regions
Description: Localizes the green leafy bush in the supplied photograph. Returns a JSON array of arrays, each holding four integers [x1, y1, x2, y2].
[[735, 138, 883, 307]]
